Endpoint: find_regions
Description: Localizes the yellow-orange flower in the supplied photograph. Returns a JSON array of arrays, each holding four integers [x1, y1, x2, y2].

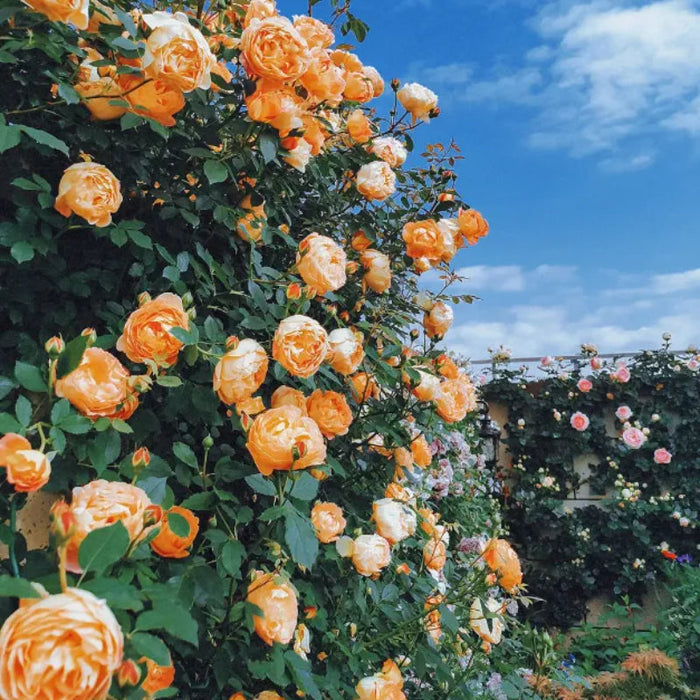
[[256, 692, 284, 700], [74, 49, 126, 121], [355, 659, 406, 700], [272, 315, 329, 378], [55, 347, 134, 420], [119, 75, 186, 128], [356, 161, 396, 201], [410, 434, 432, 468], [423, 536, 447, 572], [54, 162, 122, 227], [372, 498, 416, 545], [483, 538, 523, 593], [410, 370, 441, 402], [140, 656, 175, 695], [352, 534, 391, 578], [142, 11, 216, 92], [435, 375, 477, 424], [457, 208, 489, 247], [296, 233, 347, 296], [423, 301, 454, 338], [362, 65, 384, 97], [0, 433, 30, 466], [470, 598, 504, 645], [236, 194, 268, 243], [402, 220, 446, 266], [300, 48, 346, 106], [246, 572, 298, 646], [270, 386, 308, 414], [21, 0, 88, 29], [347, 109, 374, 143], [243, 0, 276, 27], [436, 354, 460, 379], [116, 292, 189, 367], [65, 479, 152, 573], [4, 449, 51, 493], [360, 249, 392, 293], [293, 15, 334, 49], [246, 406, 326, 476], [327, 328, 364, 375], [397, 82, 438, 122], [306, 389, 353, 439], [425, 594, 443, 644], [213, 339, 268, 405], [150, 506, 199, 559], [349, 372, 379, 402], [343, 70, 374, 103], [310, 502, 346, 543], [369, 136, 407, 168], [241, 16, 311, 84], [351, 230, 372, 252], [0, 588, 123, 700]]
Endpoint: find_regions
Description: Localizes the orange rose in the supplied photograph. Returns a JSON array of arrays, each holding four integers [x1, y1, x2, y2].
[[116, 292, 189, 367], [470, 598, 504, 645], [423, 301, 453, 338], [356, 659, 406, 700], [236, 194, 268, 242], [385, 482, 412, 502], [246, 406, 326, 476], [150, 506, 199, 559], [351, 230, 372, 251], [372, 499, 416, 546], [436, 354, 459, 379], [436, 218, 458, 263], [272, 315, 329, 378], [300, 114, 326, 155], [306, 389, 353, 439], [256, 692, 284, 700], [483, 538, 523, 593], [271, 386, 308, 414], [65, 479, 152, 573], [410, 434, 432, 468], [402, 220, 446, 266], [54, 162, 122, 227], [21, 0, 88, 29], [283, 139, 313, 172], [369, 136, 407, 168], [362, 65, 384, 97], [343, 71, 374, 103], [246, 572, 298, 646], [86, 0, 119, 32], [213, 339, 268, 405], [347, 109, 373, 143], [0, 433, 30, 465], [235, 395, 265, 417], [327, 328, 364, 375], [457, 208, 489, 247], [299, 48, 346, 106], [356, 161, 395, 201], [119, 75, 186, 127], [418, 508, 439, 537], [55, 347, 133, 419], [349, 372, 379, 402], [310, 502, 346, 543], [425, 594, 444, 644], [435, 375, 476, 424], [397, 82, 438, 123], [74, 49, 126, 121], [140, 656, 175, 695], [410, 370, 441, 402], [241, 16, 310, 84], [293, 15, 334, 49], [296, 233, 347, 296], [4, 449, 51, 493], [330, 50, 363, 73], [423, 536, 447, 572], [359, 249, 392, 293], [0, 588, 123, 699], [351, 534, 391, 577], [243, 0, 276, 27], [142, 11, 216, 92]]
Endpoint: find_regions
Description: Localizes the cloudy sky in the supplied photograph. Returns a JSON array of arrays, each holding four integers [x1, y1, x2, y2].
[[293, 0, 700, 360]]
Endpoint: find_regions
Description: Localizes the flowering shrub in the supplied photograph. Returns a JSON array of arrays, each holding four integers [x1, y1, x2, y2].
[[483, 342, 699, 628], [0, 0, 523, 697]]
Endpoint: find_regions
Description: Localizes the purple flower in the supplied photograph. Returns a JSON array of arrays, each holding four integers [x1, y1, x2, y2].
[[457, 536, 482, 554], [677, 554, 692, 564]]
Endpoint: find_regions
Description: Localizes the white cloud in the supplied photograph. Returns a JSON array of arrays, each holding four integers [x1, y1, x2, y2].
[[652, 268, 700, 293]]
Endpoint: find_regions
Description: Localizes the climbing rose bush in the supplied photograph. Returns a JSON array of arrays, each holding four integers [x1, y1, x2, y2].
[[0, 0, 522, 697]]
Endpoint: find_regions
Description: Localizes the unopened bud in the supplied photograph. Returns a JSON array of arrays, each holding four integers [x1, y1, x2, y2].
[[391, 78, 400, 91], [286, 283, 302, 300], [339, 311, 350, 322], [143, 504, 163, 528], [438, 192, 455, 202], [410, 329, 420, 339], [81, 327, 97, 345], [429, 106, 440, 118], [117, 660, 142, 688], [129, 374, 153, 393], [49, 500, 75, 544], [346, 261, 359, 275], [137, 291, 151, 307], [414, 257, 432, 273], [45, 335, 65, 357], [240, 412, 253, 432], [225, 336, 239, 351], [181, 291, 194, 307], [132, 447, 151, 470], [187, 307, 197, 321], [202, 435, 214, 449]]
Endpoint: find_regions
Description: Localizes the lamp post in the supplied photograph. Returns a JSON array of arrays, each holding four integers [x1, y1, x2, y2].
[[477, 399, 501, 469]]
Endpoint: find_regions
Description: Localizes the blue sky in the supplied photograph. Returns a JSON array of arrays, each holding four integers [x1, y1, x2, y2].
[[290, 0, 700, 359]]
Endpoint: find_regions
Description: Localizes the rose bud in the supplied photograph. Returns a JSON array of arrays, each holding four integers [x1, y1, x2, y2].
[[132, 447, 151, 470], [117, 660, 142, 688], [45, 336, 65, 357]]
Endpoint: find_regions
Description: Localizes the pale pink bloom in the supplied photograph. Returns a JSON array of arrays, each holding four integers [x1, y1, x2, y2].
[[577, 379, 592, 393], [622, 427, 647, 449], [615, 405, 633, 421], [612, 363, 631, 383], [590, 356, 603, 370], [570, 411, 590, 432], [653, 448, 672, 464], [540, 356, 554, 367]]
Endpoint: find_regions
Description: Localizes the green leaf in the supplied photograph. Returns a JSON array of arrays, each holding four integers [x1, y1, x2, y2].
[[244, 474, 277, 496], [10, 241, 34, 263], [284, 509, 319, 569], [173, 442, 198, 468], [0, 121, 21, 153], [78, 521, 130, 575], [18, 125, 69, 155], [289, 472, 319, 501], [130, 632, 171, 666], [259, 132, 278, 163], [168, 325, 199, 346], [137, 477, 167, 505], [14, 361, 47, 392], [58, 413, 92, 434], [285, 651, 322, 700], [167, 512, 191, 537], [14, 395, 32, 427], [57, 82, 80, 104], [128, 228, 153, 249], [82, 578, 143, 611], [136, 604, 199, 646], [55, 334, 90, 380], [221, 540, 244, 577], [0, 413, 22, 434], [50, 399, 71, 424], [180, 492, 214, 510], [0, 376, 15, 401], [111, 419, 133, 434], [156, 375, 182, 387], [204, 159, 228, 184], [0, 575, 41, 599]]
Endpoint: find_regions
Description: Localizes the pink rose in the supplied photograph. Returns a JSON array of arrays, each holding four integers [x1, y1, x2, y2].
[[540, 356, 553, 367], [622, 427, 646, 449], [577, 379, 592, 393], [612, 363, 631, 383], [590, 356, 603, 370], [653, 448, 672, 464], [570, 411, 590, 432], [615, 405, 633, 421]]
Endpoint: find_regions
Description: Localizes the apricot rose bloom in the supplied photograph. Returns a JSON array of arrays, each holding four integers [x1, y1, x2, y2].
[[356, 161, 396, 202], [4, 449, 51, 493], [21, 0, 88, 29], [306, 389, 353, 439], [0, 588, 123, 700], [256, 693, 285, 700], [310, 501, 347, 543], [355, 659, 406, 700], [272, 315, 329, 378], [352, 534, 392, 577], [483, 538, 523, 593], [119, 75, 186, 127], [246, 406, 326, 476], [142, 12, 216, 92], [402, 220, 447, 266], [423, 301, 454, 338], [293, 15, 334, 49], [55, 347, 134, 420], [296, 233, 347, 296], [470, 598, 504, 646], [0, 433, 30, 466], [271, 385, 308, 414], [347, 109, 374, 144], [372, 498, 417, 545], [362, 65, 385, 97], [54, 162, 122, 227], [74, 49, 126, 121], [300, 48, 346, 106], [140, 656, 175, 695], [327, 328, 365, 375], [246, 572, 298, 646], [349, 372, 380, 402], [241, 17, 311, 84], [411, 434, 432, 468], [435, 375, 477, 424], [370, 136, 407, 168], [424, 536, 448, 572], [411, 370, 441, 402], [360, 249, 392, 293], [397, 82, 438, 123], [116, 293, 189, 367], [457, 208, 489, 247], [150, 506, 199, 559], [213, 339, 268, 405]]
